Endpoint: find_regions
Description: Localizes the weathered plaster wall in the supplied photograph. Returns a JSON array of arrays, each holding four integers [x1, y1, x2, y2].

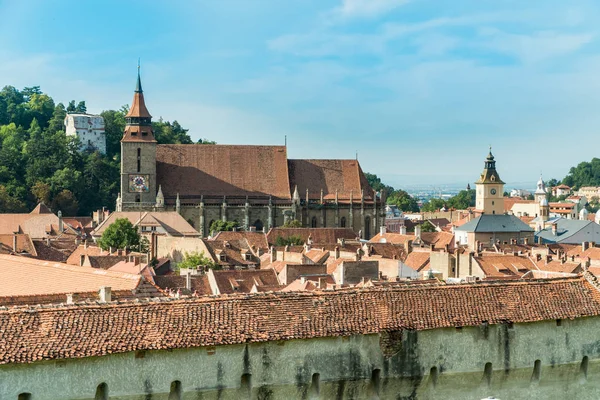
[[3, 318, 600, 399]]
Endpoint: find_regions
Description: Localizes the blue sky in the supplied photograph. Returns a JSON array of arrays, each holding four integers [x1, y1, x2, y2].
[[1, 0, 599, 189]]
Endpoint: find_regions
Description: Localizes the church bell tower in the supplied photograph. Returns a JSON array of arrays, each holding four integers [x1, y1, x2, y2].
[[475, 149, 505, 215], [119, 66, 157, 210]]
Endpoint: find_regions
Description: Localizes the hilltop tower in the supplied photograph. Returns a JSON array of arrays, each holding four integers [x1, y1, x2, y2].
[[475, 149, 505, 215], [118, 66, 157, 210]]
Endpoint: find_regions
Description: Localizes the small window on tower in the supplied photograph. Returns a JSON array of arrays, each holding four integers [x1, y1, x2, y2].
[[131, 132, 137, 136], [142, 131, 148, 136]]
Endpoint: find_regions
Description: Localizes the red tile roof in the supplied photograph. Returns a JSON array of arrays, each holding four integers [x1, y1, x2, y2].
[[267, 228, 358, 245], [287, 159, 373, 201], [404, 251, 431, 271], [3, 276, 600, 364], [0, 254, 145, 299], [156, 145, 291, 199], [474, 254, 537, 278], [208, 269, 281, 294], [211, 231, 268, 251]]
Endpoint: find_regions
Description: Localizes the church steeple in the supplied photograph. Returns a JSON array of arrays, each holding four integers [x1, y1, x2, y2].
[[122, 64, 155, 142], [474, 148, 505, 215]]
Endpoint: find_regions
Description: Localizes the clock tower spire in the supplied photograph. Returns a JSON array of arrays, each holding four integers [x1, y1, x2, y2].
[[119, 64, 157, 210], [475, 148, 505, 215]]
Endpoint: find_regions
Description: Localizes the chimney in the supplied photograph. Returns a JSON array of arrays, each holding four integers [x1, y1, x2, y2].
[[84, 240, 88, 249], [334, 246, 340, 260], [12, 235, 17, 253], [524, 237, 528, 245], [185, 271, 192, 290], [270, 246, 276, 263], [301, 276, 306, 284], [109, 246, 113, 254], [66, 293, 74, 304], [444, 244, 449, 253], [46, 237, 50, 246], [356, 248, 362, 261], [99, 286, 112, 303], [552, 223, 557, 236], [414, 225, 421, 240], [249, 226, 256, 232], [399, 225, 407, 235], [380, 226, 387, 235], [58, 210, 63, 232]]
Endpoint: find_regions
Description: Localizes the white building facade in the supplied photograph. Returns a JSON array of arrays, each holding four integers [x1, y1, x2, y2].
[[64, 113, 106, 154]]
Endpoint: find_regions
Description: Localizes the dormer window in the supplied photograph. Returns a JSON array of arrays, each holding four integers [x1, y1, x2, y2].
[[219, 253, 227, 261]]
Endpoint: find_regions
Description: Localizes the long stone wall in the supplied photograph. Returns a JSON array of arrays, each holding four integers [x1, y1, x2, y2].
[[3, 317, 600, 399]]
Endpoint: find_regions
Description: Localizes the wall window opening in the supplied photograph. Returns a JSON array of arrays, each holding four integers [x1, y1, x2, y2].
[[484, 362, 492, 387], [532, 360, 541, 382], [309, 373, 320, 398], [95, 382, 108, 400], [168, 380, 182, 400], [240, 373, 252, 398], [430, 366, 438, 387]]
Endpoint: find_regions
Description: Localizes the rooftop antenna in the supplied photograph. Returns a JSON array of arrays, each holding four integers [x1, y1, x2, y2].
[[355, 151, 358, 161], [285, 135, 287, 147]]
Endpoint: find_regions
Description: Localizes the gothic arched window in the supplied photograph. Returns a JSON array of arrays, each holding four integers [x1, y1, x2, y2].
[[341, 217, 347, 228], [311, 216, 317, 228], [365, 216, 371, 239]]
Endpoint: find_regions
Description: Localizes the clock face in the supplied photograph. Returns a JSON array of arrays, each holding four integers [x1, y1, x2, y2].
[[490, 188, 497, 195], [129, 174, 149, 192]]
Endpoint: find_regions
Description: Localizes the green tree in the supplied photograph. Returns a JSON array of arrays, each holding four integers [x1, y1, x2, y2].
[[0, 185, 26, 212], [562, 158, 600, 189], [420, 221, 437, 232], [364, 172, 394, 195], [100, 108, 126, 159], [98, 218, 140, 251], [282, 219, 302, 228], [210, 220, 239, 233], [387, 189, 419, 212], [421, 198, 446, 212], [47, 103, 67, 133], [275, 235, 304, 246], [177, 251, 219, 270], [51, 189, 79, 216], [66, 100, 76, 113], [75, 101, 87, 113], [31, 181, 51, 205], [447, 189, 475, 210]]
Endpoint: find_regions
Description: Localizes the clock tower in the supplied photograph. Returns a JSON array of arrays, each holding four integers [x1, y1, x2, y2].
[[118, 66, 157, 210], [475, 149, 505, 215]]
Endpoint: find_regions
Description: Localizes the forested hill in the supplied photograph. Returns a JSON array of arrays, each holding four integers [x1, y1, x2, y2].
[[0, 85, 213, 216], [561, 158, 600, 189]]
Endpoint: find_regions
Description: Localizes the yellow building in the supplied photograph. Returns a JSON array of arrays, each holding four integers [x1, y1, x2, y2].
[[475, 149, 505, 215]]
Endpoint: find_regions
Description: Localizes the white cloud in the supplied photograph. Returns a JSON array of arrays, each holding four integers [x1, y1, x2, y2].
[[333, 0, 411, 19]]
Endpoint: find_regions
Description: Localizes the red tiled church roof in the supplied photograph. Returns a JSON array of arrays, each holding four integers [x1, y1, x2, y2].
[[288, 159, 373, 201], [2, 276, 600, 364], [156, 145, 291, 199]]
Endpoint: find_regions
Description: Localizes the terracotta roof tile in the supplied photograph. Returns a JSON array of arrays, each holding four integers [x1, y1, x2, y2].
[[156, 145, 291, 200], [2, 276, 600, 364], [287, 159, 373, 201], [0, 254, 143, 299]]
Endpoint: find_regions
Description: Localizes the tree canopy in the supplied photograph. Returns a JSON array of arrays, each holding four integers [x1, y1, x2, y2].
[[209, 220, 239, 233], [0, 85, 212, 215], [177, 251, 220, 270], [562, 158, 600, 189], [97, 218, 140, 251], [365, 173, 419, 212]]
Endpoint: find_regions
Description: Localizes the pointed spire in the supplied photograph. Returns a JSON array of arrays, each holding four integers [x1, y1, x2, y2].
[[135, 59, 143, 93], [155, 185, 164, 207], [293, 185, 300, 200], [176, 192, 181, 214], [335, 189, 339, 204], [122, 62, 155, 142]]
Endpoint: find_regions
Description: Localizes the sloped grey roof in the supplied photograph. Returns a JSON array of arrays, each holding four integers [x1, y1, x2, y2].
[[457, 214, 534, 233], [535, 219, 600, 244]]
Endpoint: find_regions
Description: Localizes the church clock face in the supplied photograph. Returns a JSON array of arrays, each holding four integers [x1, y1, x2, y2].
[[129, 174, 150, 192], [490, 188, 497, 195]]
